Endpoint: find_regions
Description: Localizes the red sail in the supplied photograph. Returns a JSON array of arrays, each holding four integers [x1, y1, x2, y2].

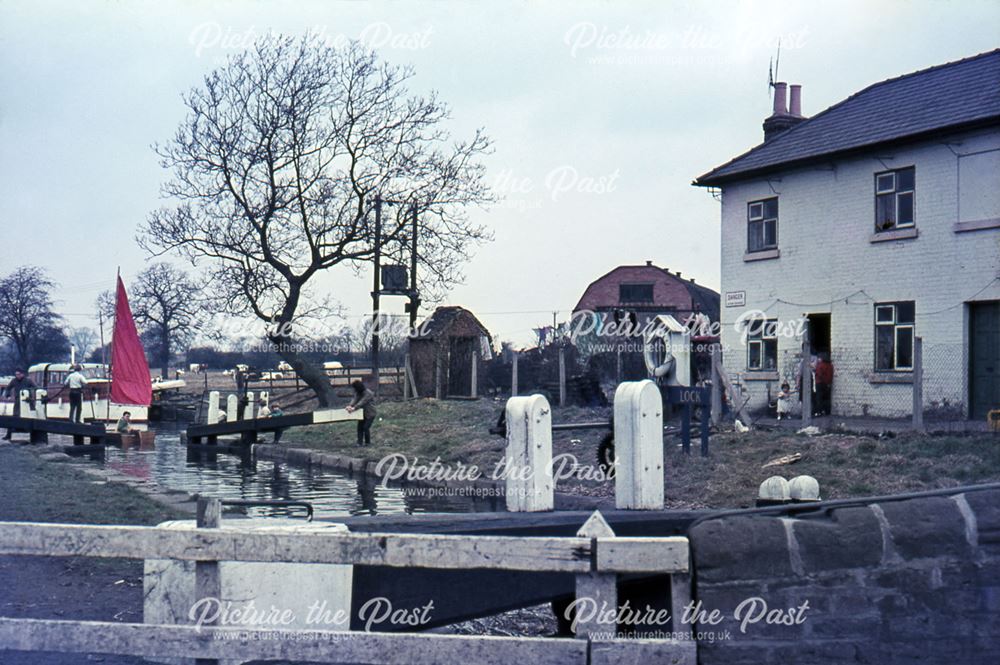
[[110, 276, 152, 406]]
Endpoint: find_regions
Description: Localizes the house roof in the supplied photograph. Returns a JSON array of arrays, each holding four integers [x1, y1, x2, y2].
[[695, 49, 1000, 186]]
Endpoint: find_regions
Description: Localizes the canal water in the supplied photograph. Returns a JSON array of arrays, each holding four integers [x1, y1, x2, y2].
[[98, 427, 500, 520]]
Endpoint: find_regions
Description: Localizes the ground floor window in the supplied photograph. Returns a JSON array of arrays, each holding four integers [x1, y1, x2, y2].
[[874, 301, 915, 370], [746, 317, 778, 370]]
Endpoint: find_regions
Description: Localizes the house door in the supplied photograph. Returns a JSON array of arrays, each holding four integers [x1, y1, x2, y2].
[[448, 337, 475, 397], [970, 301, 1000, 419], [807, 314, 831, 357]]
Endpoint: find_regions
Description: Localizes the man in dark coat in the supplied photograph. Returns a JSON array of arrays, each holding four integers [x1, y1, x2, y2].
[[346, 380, 377, 446], [3, 369, 36, 440]]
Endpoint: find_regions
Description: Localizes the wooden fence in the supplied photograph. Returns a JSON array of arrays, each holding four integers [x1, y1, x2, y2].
[[0, 500, 696, 664]]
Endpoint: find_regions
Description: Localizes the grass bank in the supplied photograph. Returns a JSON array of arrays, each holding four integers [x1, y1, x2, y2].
[[284, 398, 1000, 509]]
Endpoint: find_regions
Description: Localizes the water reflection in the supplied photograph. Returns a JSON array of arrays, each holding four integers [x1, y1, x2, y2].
[[99, 428, 501, 519]]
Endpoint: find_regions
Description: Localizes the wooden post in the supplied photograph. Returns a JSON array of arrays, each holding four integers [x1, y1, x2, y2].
[[574, 511, 617, 640], [434, 354, 442, 400], [406, 354, 418, 399], [403, 353, 411, 400], [913, 336, 924, 431], [710, 344, 722, 426], [671, 571, 693, 640], [504, 394, 553, 512], [471, 351, 478, 399], [558, 347, 567, 407], [800, 329, 812, 425], [226, 394, 238, 422], [195, 497, 221, 665], [511, 351, 519, 397], [614, 380, 664, 510], [245, 392, 255, 420], [18, 390, 33, 420]]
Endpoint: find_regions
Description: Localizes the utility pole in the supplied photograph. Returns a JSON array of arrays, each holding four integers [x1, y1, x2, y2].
[[371, 195, 382, 395], [408, 203, 419, 330]]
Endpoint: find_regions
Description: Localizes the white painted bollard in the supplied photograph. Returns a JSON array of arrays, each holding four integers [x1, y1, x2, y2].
[[614, 380, 664, 510], [789, 475, 821, 501], [226, 394, 238, 422], [246, 391, 255, 419], [34, 390, 47, 419], [504, 394, 553, 512], [759, 476, 790, 501], [18, 390, 33, 419], [207, 391, 220, 424]]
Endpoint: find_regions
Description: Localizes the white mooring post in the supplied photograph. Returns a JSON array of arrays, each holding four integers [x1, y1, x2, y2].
[[246, 391, 255, 420], [226, 394, 239, 421], [504, 394, 553, 512], [207, 390, 220, 424], [18, 390, 33, 420], [34, 390, 47, 419], [614, 380, 665, 510]]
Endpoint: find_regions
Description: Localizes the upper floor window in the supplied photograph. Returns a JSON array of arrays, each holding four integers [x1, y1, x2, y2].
[[747, 198, 778, 253], [874, 167, 915, 232], [619, 283, 654, 303], [874, 301, 915, 371]]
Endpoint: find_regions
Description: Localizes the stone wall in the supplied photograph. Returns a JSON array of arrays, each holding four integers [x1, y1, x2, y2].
[[689, 488, 1000, 663]]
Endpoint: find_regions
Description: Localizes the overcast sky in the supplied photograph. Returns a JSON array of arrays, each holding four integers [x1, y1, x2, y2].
[[2, 0, 998, 347]]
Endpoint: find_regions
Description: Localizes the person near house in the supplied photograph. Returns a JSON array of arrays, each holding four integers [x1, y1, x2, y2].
[[116, 411, 134, 434], [346, 380, 376, 446], [814, 354, 834, 416], [65, 365, 89, 423], [3, 369, 36, 440], [776, 382, 794, 420]]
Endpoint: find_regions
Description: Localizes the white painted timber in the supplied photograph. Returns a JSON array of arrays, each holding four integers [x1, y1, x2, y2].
[[34, 390, 47, 419], [614, 381, 664, 510], [0, 617, 587, 665], [225, 394, 238, 422], [504, 394, 554, 512], [145, 518, 353, 665], [312, 408, 363, 423]]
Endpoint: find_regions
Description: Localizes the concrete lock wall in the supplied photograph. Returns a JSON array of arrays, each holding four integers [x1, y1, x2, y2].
[[144, 519, 353, 665], [689, 488, 1000, 664]]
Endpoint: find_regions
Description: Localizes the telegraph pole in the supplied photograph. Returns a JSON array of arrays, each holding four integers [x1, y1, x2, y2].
[[409, 203, 419, 330], [371, 195, 382, 394]]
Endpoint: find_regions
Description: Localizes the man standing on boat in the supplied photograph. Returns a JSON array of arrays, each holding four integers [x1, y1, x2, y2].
[[346, 380, 376, 446], [2, 369, 36, 440], [65, 365, 88, 423]]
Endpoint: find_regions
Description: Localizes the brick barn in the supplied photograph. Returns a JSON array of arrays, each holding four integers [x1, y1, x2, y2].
[[572, 261, 720, 380]]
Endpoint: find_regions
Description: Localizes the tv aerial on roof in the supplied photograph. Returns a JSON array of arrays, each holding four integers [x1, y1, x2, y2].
[[768, 39, 782, 97]]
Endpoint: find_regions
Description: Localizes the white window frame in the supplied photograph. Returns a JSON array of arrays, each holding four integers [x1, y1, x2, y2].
[[874, 167, 916, 231], [874, 302, 915, 372]]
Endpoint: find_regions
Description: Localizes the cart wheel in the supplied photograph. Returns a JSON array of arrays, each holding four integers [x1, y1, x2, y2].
[[597, 432, 615, 477]]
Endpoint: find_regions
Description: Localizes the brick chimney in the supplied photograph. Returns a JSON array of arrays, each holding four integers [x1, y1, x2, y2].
[[763, 82, 806, 142]]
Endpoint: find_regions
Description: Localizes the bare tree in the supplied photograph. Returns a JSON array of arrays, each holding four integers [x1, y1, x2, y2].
[[0, 266, 69, 370], [141, 37, 493, 405], [69, 327, 98, 360], [129, 263, 207, 379]]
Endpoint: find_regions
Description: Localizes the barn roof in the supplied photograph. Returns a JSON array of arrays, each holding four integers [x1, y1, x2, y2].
[[415, 306, 491, 339], [695, 49, 1000, 186]]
